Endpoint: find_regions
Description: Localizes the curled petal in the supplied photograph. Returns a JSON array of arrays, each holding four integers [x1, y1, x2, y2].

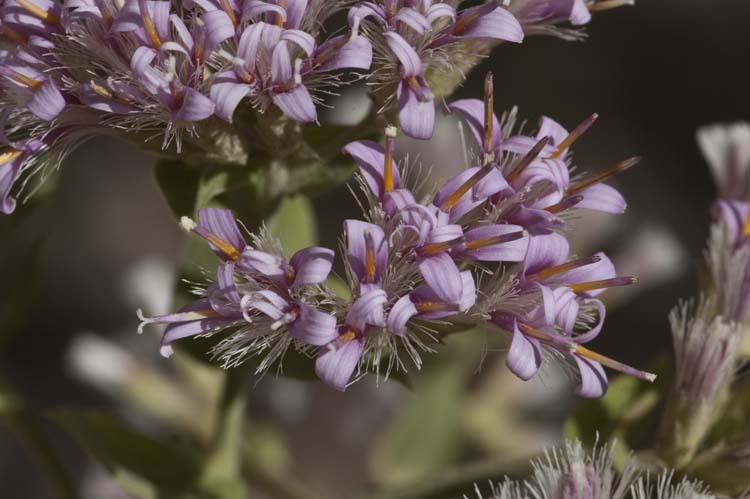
[[397, 80, 434, 140], [315, 336, 364, 391], [387, 294, 418, 336], [574, 298, 606, 344], [394, 7, 430, 34], [574, 356, 608, 397], [577, 183, 626, 214], [506, 323, 542, 380], [281, 29, 315, 56], [202, 10, 235, 54], [210, 81, 252, 122], [288, 303, 337, 346], [523, 232, 569, 275], [385, 31, 422, 77], [272, 85, 317, 123], [419, 253, 463, 304], [453, 4, 523, 43], [427, 3, 455, 24], [314, 34, 373, 72], [283, 0, 308, 29], [173, 87, 215, 122], [240, 249, 283, 277], [448, 98, 500, 153], [563, 251, 615, 297], [194, 208, 246, 258], [347, 1, 385, 26], [342, 140, 399, 198], [27, 79, 65, 121], [346, 288, 387, 331], [289, 246, 334, 286]]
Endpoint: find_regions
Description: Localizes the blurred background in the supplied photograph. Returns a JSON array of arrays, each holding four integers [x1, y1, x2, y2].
[[2, 0, 750, 497]]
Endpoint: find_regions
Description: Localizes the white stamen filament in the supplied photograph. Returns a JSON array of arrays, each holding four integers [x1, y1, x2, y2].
[[349, 15, 361, 41], [179, 216, 197, 232], [271, 311, 297, 331], [164, 55, 177, 83], [293, 58, 303, 85], [217, 48, 245, 67]]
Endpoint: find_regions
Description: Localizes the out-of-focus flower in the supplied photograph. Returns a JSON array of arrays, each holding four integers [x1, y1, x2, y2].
[[658, 298, 741, 467]]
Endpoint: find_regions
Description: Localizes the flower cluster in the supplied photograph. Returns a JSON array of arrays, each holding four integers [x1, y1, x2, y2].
[[655, 123, 750, 468], [0, 0, 631, 214], [140, 73, 654, 394], [468, 439, 716, 499], [1, 0, 372, 213]]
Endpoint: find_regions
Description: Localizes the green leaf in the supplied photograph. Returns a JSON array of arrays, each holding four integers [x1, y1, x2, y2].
[[369, 358, 468, 486], [267, 194, 318, 253], [52, 409, 209, 499]]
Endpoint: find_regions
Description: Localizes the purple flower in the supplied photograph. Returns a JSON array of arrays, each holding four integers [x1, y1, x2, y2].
[[316, 289, 388, 390], [0, 136, 42, 213], [351, 0, 522, 139], [388, 268, 476, 335], [139, 261, 246, 357]]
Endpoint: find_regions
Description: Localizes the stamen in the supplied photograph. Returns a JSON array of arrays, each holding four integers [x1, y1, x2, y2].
[[452, 6, 481, 35], [415, 301, 455, 313], [179, 216, 197, 231], [548, 113, 598, 159], [506, 136, 550, 182], [8, 70, 41, 89], [339, 328, 357, 343], [574, 344, 656, 382], [138, 0, 162, 49], [384, 0, 397, 19], [440, 165, 495, 211], [15, 0, 60, 24], [284, 264, 296, 285], [566, 156, 641, 195], [275, 0, 286, 27], [587, 0, 634, 12], [383, 126, 397, 193], [364, 231, 377, 283], [0, 24, 27, 45], [90, 80, 113, 99], [518, 322, 560, 343], [527, 255, 602, 280], [164, 55, 177, 83], [205, 233, 240, 261], [465, 230, 525, 251], [568, 276, 637, 294], [418, 236, 465, 257], [218, 0, 238, 26], [545, 194, 583, 214], [742, 210, 750, 238], [0, 149, 22, 166], [483, 72, 494, 154], [270, 309, 297, 331], [405, 76, 431, 102], [293, 58, 302, 85]]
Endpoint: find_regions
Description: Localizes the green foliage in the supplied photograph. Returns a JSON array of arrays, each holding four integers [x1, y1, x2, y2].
[[52, 409, 211, 499]]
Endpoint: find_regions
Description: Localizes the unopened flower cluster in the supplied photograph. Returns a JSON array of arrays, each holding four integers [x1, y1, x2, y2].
[[0, 0, 631, 214], [140, 75, 653, 393], [468, 439, 718, 499]]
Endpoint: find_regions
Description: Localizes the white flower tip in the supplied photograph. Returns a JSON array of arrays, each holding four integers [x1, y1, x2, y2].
[[385, 125, 398, 137], [645, 372, 657, 383], [135, 308, 151, 334], [502, 0, 510, 5], [350, 15, 361, 40], [180, 215, 197, 232], [160, 344, 174, 358]]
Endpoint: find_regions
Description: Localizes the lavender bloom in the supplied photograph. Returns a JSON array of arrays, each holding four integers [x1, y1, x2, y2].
[[0, 135, 42, 213], [351, 0, 523, 139], [0, 0, 372, 212], [315, 289, 387, 391]]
